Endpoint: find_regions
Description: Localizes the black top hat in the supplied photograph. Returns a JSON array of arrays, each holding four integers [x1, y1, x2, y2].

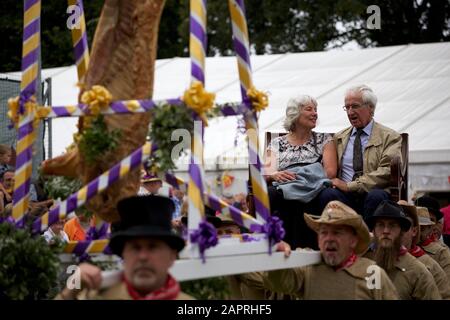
[[415, 196, 443, 221], [109, 195, 185, 256], [366, 200, 411, 231]]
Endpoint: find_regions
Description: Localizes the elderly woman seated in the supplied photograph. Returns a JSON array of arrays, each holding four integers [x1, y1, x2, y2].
[[263, 95, 337, 249]]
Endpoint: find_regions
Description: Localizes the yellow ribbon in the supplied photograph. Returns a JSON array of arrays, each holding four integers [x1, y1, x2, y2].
[[247, 86, 269, 112], [182, 81, 215, 125], [7, 95, 51, 129], [80, 85, 113, 116]]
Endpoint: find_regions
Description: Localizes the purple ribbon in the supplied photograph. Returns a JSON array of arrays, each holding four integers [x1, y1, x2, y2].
[[86, 223, 110, 240], [250, 216, 285, 254], [0, 216, 16, 225], [190, 220, 218, 263]]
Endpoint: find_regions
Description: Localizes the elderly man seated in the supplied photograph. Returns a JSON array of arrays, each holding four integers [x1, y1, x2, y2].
[[264, 201, 398, 299], [315, 85, 402, 219], [57, 195, 192, 300]]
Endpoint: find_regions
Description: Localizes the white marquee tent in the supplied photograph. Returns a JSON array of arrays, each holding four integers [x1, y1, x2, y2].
[[4, 42, 450, 197]]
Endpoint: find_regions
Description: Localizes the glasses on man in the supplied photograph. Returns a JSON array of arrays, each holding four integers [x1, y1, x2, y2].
[[342, 103, 366, 111]]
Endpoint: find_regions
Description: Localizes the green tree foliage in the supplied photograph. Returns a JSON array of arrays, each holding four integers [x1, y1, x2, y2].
[[1, 0, 449, 71], [0, 222, 62, 300], [356, 0, 450, 46], [180, 277, 230, 300]]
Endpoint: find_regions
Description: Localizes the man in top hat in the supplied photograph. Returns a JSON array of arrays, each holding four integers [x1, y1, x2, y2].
[[417, 206, 450, 282], [57, 195, 192, 300], [416, 196, 444, 240], [138, 173, 163, 196], [365, 200, 441, 299], [264, 200, 398, 299], [398, 201, 450, 299]]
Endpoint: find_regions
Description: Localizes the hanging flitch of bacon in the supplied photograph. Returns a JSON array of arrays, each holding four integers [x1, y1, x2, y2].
[[41, 0, 166, 222]]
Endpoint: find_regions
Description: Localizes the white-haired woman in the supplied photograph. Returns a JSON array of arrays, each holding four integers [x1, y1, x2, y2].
[[263, 95, 337, 249]]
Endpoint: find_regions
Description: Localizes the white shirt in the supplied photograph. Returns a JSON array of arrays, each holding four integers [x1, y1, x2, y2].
[[43, 228, 69, 243]]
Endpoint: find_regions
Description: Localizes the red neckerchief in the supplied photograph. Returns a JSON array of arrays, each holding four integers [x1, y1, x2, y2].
[[334, 252, 357, 271], [124, 274, 180, 300], [409, 245, 426, 258], [421, 234, 437, 247], [398, 245, 408, 257]]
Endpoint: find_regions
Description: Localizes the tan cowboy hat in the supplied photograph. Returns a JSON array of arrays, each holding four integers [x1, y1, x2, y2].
[[398, 200, 420, 244], [416, 206, 435, 226], [304, 201, 370, 254]]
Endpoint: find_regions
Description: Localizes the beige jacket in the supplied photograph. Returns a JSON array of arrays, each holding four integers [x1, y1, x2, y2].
[[422, 241, 450, 282], [56, 281, 194, 300], [263, 257, 398, 300], [417, 253, 450, 299], [385, 252, 441, 300], [226, 272, 267, 300], [334, 122, 402, 193]]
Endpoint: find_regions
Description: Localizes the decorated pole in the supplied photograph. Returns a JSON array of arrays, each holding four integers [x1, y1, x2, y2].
[[228, 0, 270, 224], [186, 0, 218, 260], [68, 0, 90, 82], [12, 0, 42, 225], [190, 0, 207, 84]]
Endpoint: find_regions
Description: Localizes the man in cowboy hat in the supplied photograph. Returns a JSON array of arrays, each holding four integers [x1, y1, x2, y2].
[[417, 205, 450, 282], [416, 196, 444, 241], [57, 195, 192, 300], [398, 201, 450, 299], [263, 200, 398, 299], [365, 200, 441, 299], [213, 213, 267, 300], [138, 173, 163, 196]]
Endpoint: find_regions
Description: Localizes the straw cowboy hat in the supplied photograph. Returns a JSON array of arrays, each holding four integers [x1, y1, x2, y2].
[[304, 201, 370, 254], [398, 200, 420, 244], [109, 195, 185, 256], [416, 206, 435, 226], [415, 196, 443, 221]]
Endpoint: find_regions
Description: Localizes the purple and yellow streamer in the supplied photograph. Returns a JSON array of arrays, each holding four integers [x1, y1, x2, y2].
[[12, 0, 42, 225], [228, 0, 270, 223], [68, 0, 89, 81], [190, 0, 207, 84]]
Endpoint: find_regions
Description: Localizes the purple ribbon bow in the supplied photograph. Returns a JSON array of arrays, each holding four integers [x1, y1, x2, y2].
[[190, 220, 218, 263], [250, 216, 285, 254]]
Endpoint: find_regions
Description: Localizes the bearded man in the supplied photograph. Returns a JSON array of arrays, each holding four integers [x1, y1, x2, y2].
[[365, 200, 441, 299]]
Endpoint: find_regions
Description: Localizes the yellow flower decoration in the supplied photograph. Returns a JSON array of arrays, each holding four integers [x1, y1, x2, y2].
[[247, 86, 269, 112], [182, 81, 215, 125], [80, 85, 113, 116], [7, 95, 50, 129], [7, 96, 20, 127]]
